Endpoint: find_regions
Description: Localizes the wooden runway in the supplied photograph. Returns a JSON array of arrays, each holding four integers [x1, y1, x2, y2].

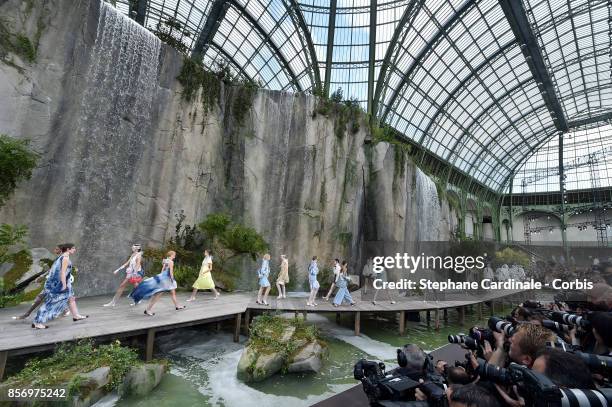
[[0, 288, 528, 380]]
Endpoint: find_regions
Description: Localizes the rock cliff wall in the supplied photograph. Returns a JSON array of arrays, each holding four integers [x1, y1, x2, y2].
[[0, 0, 458, 295]]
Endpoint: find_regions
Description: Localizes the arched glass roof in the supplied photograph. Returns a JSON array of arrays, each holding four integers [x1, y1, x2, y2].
[[114, 0, 612, 194]]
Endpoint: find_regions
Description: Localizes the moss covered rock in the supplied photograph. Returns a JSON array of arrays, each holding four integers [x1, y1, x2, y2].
[[236, 315, 326, 382]]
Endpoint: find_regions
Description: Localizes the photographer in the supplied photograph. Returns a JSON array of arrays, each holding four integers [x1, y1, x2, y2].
[[531, 348, 595, 389], [448, 383, 501, 407], [396, 344, 428, 380], [489, 323, 555, 368]]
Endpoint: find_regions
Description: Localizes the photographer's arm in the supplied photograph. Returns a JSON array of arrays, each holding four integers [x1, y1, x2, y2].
[[488, 331, 508, 367]]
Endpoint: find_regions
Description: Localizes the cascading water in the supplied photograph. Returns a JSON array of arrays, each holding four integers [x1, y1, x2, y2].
[[415, 168, 441, 242], [67, 1, 161, 291]]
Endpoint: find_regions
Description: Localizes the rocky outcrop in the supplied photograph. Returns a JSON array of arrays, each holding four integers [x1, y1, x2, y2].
[[119, 363, 166, 397], [0, 0, 459, 295], [287, 341, 328, 373], [71, 366, 111, 407], [237, 316, 327, 382]]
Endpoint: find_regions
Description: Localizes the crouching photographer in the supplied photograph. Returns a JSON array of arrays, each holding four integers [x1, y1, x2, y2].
[[353, 344, 447, 406]]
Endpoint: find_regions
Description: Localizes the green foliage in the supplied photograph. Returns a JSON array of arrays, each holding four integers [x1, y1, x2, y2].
[[198, 212, 268, 263], [0, 21, 37, 65], [153, 18, 189, 54], [199, 212, 232, 239], [221, 225, 268, 261], [173, 264, 199, 288], [1, 249, 32, 291], [249, 314, 323, 373], [446, 192, 462, 213], [0, 134, 39, 207], [337, 232, 352, 247], [0, 223, 28, 263], [177, 57, 258, 125], [312, 88, 363, 139], [232, 79, 258, 127], [6, 340, 145, 392], [494, 247, 530, 268]]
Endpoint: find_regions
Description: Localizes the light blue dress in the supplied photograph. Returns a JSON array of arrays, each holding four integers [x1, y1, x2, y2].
[[258, 259, 270, 287], [130, 259, 177, 304], [308, 260, 319, 290], [34, 255, 72, 324], [333, 273, 354, 305]]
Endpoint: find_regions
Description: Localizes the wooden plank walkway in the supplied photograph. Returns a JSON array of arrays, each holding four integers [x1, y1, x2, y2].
[[0, 288, 528, 380]]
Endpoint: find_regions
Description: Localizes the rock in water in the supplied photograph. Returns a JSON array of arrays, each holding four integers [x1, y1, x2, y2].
[[288, 341, 327, 373], [120, 363, 166, 397], [70, 366, 111, 407], [253, 353, 284, 382]]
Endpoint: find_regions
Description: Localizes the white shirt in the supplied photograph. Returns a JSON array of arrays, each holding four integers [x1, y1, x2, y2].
[[334, 264, 341, 282]]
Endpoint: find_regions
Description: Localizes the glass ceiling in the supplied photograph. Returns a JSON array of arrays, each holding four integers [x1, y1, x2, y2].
[[114, 0, 612, 194]]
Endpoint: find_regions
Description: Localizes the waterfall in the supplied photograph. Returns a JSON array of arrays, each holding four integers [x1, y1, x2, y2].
[[68, 1, 162, 291], [415, 168, 441, 241]]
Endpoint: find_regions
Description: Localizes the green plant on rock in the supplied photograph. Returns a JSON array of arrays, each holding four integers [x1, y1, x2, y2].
[[198, 213, 268, 288], [6, 340, 145, 392], [312, 88, 363, 139], [248, 314, 324, 374], [0, 134, 39, 206], [0, 21, 37, 65], [153, 18, 189, 54]]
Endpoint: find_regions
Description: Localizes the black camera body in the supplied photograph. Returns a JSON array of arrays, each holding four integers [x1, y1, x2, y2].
[[354, 357, 446, 407]]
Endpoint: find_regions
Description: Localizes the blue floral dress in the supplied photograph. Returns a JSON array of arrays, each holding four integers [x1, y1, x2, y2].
[[34, 255, 73, 324], [308, 260, 319, 290], [129, 258, 177, 304], [258, 259, 270, 287], [333, 273, 354, 305]]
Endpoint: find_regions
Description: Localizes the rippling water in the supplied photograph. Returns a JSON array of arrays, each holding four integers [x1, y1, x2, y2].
[[106, 306, 510, 407]]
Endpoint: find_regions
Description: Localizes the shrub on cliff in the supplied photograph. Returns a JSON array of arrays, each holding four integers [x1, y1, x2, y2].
[[0, 134, 39, 207]]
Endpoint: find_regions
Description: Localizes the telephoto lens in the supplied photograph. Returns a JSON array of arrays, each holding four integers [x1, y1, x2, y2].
[[448, 334, 466, 344], [447, 335, 478, 350], [488, 317, 517, 337], [542, 319, 571, 334], [559, 388, 612, 407], [551, 311, 591, 329]]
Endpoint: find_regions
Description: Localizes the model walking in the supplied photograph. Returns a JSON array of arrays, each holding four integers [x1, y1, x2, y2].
[[276, 254, 289, 299], [324, 259, 341, 301], [103, 244, 144, 307], [372, 261, 396, 306], [256, 253, 271, 305], [32, 244, 88, 329], [187, 249, 220, 301], [307, 256, 320, 307], [333, 261, 356, 307], [13, 247, 61, 320], [130, 251, 185, 315]]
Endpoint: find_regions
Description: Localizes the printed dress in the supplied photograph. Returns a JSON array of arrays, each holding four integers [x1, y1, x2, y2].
[[33, 255, 73, 324], [308, 261, 319, 290], [126, 252, 143, 285], [193, 256, 215, 290], [333, 273, 354, 305], [258, 259, 270, 287], [130, 258, 177, 304], [276, 260, 289, 284]]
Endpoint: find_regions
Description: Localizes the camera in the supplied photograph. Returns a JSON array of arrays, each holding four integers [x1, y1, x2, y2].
[[550, 311, 591, 329], [354, 352, 447, 406], [447, 334, 478, 351], [541, 319, 571, 334], [476, 360, 612, 407], [547, 341, 612, 376], [488, 316, 517, 337]]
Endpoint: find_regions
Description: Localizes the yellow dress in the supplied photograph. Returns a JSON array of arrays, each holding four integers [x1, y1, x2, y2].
[[276, 260, 289, 284], [193, 256, 215, 290]]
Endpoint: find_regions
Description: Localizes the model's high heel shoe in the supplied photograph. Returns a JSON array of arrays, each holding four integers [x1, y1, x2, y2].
[[73, 315, 89, 321], [144, 310, 155, 316]]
